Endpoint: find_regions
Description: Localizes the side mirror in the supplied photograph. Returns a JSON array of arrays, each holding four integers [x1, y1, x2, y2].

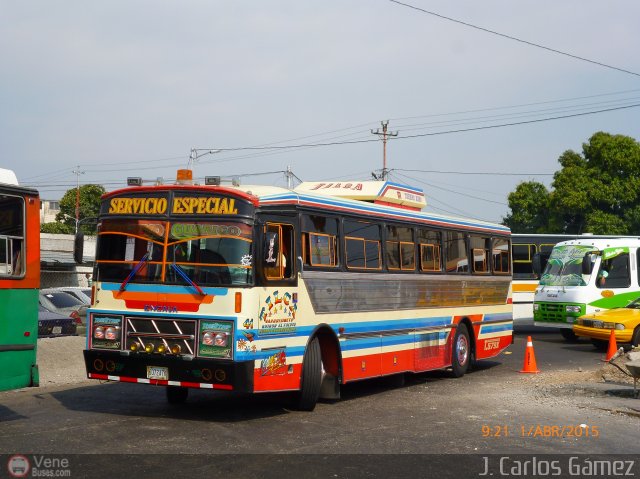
[[532, 253, 542, 276], [73, 232, 84, 264], [582, 253, 594, 275]]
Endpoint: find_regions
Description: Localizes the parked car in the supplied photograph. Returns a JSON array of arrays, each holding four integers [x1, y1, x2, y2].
[[38, 305, 77, 338], [574, 297, 640, 349], [55, 287, 92, 305], [39, 288, 88, 336]]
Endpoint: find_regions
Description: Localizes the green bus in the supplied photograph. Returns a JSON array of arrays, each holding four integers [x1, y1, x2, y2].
[[0, 168, 40, 391]]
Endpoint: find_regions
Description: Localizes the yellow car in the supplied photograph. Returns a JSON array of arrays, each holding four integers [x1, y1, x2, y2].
[[574, 300, 640, 349]]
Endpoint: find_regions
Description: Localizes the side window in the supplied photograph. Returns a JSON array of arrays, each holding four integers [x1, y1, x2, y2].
[[417, 228, 441, 272], [445, 231, 468, 273], [344, 220, 381, 270], [492, 238, 511, 274], [597, 252, 630, 289], [0, 195, 25, 277], [512, 243, 536, 278], [385, 225, 415, 271], [470, 235, 490, 274], [264, 223, 294, 280], [301, 215, 338, 268]]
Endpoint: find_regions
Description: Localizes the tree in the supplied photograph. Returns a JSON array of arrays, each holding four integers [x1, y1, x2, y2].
[[40, 184, 105, 235], [503, 181, 550, 233], [503, 132, 640, 234]]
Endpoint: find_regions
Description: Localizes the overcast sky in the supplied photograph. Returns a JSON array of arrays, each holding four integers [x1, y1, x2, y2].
[[2, 1, 639, 224]]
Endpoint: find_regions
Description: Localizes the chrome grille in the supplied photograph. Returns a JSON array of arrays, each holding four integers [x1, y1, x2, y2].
[[125, 317, 197, 355]]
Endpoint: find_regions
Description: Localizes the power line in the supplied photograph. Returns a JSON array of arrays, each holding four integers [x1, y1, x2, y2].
[[393, 168, 554, 177], [389, 0, 640, 78]]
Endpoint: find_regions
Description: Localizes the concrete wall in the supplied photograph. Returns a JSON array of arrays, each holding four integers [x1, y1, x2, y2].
[[40, 233, 96, 288]]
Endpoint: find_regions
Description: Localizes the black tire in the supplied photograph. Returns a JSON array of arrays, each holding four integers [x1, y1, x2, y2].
[[560, 329, 579, 342], [632, 327, 640, 348], [591, 339, 608, 351], [451, 323, 470, 378], [296, 337, 323, 411], [166, 386, 189, 404]]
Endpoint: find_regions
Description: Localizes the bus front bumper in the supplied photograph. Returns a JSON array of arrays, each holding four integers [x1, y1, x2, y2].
[[83, 349, 254, 392]]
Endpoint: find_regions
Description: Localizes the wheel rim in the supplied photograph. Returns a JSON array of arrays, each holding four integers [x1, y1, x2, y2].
[[456, 335, 469, 366]]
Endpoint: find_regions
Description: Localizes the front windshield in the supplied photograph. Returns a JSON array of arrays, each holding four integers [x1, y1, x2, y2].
[[539, 244, 594, 287], [96, 219, 253, 286]]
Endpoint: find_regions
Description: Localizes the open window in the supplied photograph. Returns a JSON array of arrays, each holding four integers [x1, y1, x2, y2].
[[0, 194, 25, 277], [264, 223, 294, 280]]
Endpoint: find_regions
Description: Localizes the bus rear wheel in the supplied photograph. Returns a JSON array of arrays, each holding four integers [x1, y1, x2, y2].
[[296, 337, 323, 411], [451, 323, 470, 378], [166, 386, 189, 404]]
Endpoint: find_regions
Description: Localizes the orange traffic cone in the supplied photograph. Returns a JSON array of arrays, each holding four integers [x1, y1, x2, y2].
[[605, 329, 618, 362], [520, 336, 540, 373]]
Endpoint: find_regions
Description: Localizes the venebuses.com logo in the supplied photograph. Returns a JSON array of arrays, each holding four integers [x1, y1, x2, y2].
[[6, 455, 71, 477]]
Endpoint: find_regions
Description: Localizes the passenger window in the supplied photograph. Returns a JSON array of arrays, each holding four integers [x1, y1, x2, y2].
[[385, 225, 415, 271], [492, 238, 510, 274], [417, 229, 442, 272], [470, 236, 490, 274], [301, 215, 338, 268], [445, 231, 468, 273], [344, 220, 381, 270]]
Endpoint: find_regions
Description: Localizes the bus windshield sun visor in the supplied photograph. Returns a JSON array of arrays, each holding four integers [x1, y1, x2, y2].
[[171, 263, 207, 296], [119, 253, 150, 292]]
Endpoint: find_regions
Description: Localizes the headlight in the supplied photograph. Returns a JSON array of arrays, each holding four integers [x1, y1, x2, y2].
[[566, 305, 582, 314], [214, 333, 228, 347], [94, 326, 105, 339], [105, 327, 119, 340], [202, 332, 214, 346], [616, 323, 626, 330]]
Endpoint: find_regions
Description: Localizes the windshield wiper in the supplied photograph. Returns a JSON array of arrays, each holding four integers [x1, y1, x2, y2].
[[171, 263, 207, 296], [119, 253, 150, 292]]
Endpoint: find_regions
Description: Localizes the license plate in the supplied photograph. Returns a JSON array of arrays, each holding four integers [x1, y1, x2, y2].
[[52, 326, 62, 335], [147, 366, 169, 380]]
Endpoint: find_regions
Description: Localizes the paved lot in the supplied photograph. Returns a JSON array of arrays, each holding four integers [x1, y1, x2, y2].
[[2, 328, 639, 452]]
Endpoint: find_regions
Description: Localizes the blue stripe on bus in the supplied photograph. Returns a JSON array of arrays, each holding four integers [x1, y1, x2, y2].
[[479, 324, 513, 334], [100, 282, 229, 295]]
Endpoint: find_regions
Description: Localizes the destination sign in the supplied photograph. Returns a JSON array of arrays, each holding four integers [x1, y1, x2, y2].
[[101, 192, 251, 217]]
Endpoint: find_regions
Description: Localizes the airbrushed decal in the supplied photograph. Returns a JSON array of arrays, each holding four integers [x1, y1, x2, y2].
[[258, 290, 297, 335]]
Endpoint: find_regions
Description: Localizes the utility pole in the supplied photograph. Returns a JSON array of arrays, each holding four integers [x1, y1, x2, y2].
[[286, 165, 293, 189], [72, 165, 85, 233], [370, 120, 398, 181]]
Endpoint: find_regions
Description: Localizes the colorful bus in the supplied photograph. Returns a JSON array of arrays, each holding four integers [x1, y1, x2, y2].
[[0, 168, 40, 391], [83, 171, 513, 410], [511, 234, 580, 323], [533, 237, 640, 341]]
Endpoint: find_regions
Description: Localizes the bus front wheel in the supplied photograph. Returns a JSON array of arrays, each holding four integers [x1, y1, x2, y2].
[[296, 337, 323, 411], [560, 329, 579, 342], [166, 386, 189, 404], [451, 323, 470, 378]]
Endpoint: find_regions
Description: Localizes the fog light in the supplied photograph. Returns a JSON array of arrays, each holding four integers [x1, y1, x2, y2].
[[130, 342, 139, 352], [171, 344, 182, 355], [145, 343, 155, 353], [105, 360, 116, 372], [214, 369, 226, 382], [93, 359, 104, 371], [201, 368, 212, 381], [157, 344, 167, 354], [202, 332, 214, 346]]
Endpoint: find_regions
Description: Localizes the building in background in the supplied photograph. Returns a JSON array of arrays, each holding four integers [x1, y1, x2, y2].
[[40, 233, 95, 288]]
